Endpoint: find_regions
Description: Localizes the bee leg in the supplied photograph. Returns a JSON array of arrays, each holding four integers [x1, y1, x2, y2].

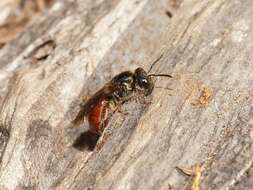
[[143, 98, 153, 106], [95, 120, 112, 150], [117, 105, 128, 116], [95, 131, 112, 151]]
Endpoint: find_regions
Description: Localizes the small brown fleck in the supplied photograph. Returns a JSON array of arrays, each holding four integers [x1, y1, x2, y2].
[[165, 11, 173, 18], [197, 86, 213, 107]]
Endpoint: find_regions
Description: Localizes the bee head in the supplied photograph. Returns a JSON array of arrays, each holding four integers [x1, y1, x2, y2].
[[134, 67, 173, 96], [112, 67, 172, 98], [134, 68, 154, 96]]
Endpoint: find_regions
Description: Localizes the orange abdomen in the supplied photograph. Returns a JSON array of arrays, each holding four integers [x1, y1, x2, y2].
[[88, 101, 107, 135]]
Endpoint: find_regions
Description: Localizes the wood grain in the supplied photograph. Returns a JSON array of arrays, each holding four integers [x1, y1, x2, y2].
[[0, 0, 252, 189]]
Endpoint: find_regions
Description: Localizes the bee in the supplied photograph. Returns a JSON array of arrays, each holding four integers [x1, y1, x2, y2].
[[73, 67, 172, 136]]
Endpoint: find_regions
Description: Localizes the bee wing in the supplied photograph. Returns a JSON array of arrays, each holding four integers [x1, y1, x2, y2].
[[72, 83, 117, 125]]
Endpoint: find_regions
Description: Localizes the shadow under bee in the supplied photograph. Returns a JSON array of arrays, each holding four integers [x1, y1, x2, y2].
[[72, 131, 100, 151]]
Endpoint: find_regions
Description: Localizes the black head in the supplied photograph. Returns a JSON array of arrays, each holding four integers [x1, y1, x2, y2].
[[134, 68, 154, 96], [111, 68, 172, 98], [134, 67, 173, 96]]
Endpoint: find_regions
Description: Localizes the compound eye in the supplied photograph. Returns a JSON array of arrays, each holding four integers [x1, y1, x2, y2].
[[138, 77, 149, 88]]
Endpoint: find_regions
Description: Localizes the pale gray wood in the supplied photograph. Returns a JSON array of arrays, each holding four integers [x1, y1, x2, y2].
[[0, 0, 252, 190]]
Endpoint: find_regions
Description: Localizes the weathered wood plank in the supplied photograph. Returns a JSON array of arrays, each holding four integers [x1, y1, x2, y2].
[[0, 0, 252, 190]]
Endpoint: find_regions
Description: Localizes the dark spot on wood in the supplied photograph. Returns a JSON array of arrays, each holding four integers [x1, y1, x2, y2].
[[0, 127, 9, 142], [0, 127, 9, 162], [34, 40, 56, 61], [24, 39, 56, 61], [165, 10, 173, 18]]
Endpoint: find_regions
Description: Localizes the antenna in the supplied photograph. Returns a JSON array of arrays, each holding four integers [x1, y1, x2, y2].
[[147, 53, 164, 73], [148, 74, 172, 78], [147, 51, 173, 78], [154, 86, 173, 91]]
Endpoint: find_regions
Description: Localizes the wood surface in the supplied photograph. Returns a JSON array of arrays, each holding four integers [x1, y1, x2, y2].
[[0, 0, 252, 189]]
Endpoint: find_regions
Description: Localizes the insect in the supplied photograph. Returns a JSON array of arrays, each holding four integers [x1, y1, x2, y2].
[[73, 67, 172, 136]]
